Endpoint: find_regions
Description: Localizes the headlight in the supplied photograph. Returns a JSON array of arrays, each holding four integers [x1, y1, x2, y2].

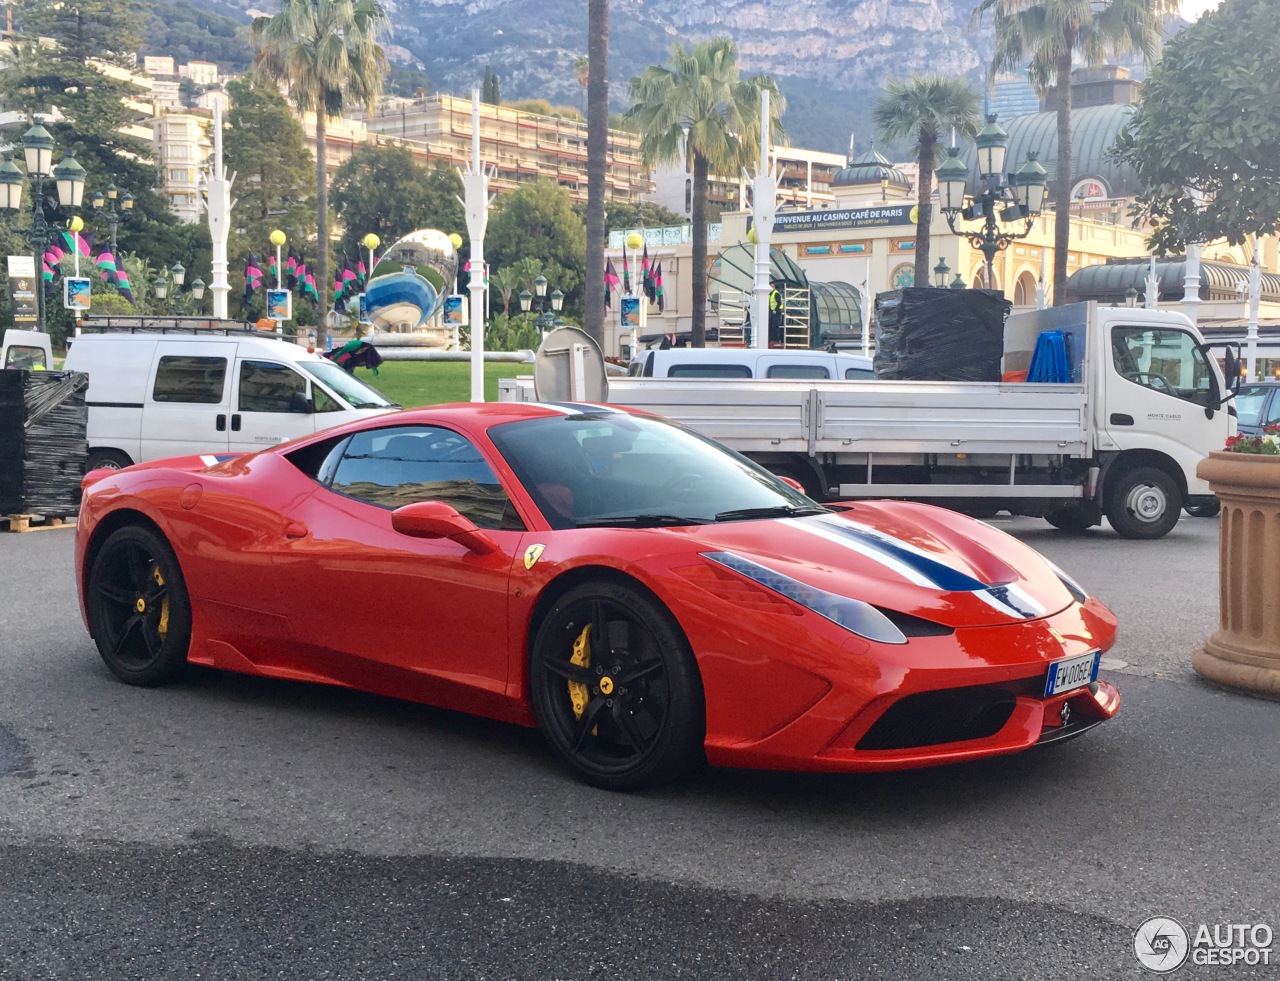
[[703, 551, 908, 644]]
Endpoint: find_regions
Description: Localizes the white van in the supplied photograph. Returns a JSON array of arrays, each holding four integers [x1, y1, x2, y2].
[[629, 347, 874, 380], [64, 325, 399, 470], [2, 328, 53, 370]]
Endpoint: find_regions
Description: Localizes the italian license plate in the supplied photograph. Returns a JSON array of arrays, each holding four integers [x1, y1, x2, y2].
[[1043, 651, 1100, 698]]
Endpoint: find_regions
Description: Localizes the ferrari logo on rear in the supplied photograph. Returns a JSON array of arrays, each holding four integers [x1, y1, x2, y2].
[[523, 544, 546, 569]]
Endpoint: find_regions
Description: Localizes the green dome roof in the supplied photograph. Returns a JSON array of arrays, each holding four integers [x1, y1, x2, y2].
[[959, 103, 1139, 198], [833, 144, 911, 190]]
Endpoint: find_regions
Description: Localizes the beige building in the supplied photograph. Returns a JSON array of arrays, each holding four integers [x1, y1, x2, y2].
[[359, 94, 651, 205], [150, 112, 211, 224], [645, 142, 846, 217]]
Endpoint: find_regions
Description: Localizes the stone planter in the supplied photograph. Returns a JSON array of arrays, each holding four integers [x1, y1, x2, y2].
[[1193, 451, 1280, 698]]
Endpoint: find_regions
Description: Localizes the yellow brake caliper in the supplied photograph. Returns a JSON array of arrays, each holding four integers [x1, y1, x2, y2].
[[568, 623, 592, 719], [152, 566, 169, 639]]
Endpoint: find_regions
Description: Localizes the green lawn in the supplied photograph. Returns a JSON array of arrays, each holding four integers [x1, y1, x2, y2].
[[356, 360, 533, 407]]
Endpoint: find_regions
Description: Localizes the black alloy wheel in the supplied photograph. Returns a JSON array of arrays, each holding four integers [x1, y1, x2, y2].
[[529, 581, 705, 791], [87, 525, 192, 686]]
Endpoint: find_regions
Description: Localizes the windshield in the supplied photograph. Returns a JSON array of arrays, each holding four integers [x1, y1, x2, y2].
[[300, 360, 399, 409], [489, 412, 822, 530]]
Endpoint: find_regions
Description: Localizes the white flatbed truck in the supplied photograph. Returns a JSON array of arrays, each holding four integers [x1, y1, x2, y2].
[[503, 303, 1238, 539]]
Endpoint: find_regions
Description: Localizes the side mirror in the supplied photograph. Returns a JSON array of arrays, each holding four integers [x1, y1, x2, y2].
[[391, 500, 498, 554], [1222, 343, 1242, 401], [776, 474, 805, 493]]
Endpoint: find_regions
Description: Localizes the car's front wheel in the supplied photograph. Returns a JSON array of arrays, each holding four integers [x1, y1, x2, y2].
[[529, 581, 705, 790], [86, 525, 192, 686]]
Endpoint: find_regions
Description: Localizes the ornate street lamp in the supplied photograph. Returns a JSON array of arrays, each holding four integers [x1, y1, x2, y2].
[[938, 114, 1047, 292], [0, 121, 86, 330], [91, 183, 135, 254], [1125, 286, 1139, 308], [933, 258, 950, 289], [519, 278, 564, 333]]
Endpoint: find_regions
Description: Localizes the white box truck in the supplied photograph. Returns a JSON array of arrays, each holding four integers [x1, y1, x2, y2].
[[505, 302, 1238, 539], [64, 319, 399, 471]]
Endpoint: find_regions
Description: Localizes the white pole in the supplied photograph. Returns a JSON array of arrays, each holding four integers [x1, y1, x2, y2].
[[1145, 254, 1159, 310], [750, 89, 776, 350], [860, 256, 871, 356], [1182, 243, 1202, 327], [1035, 251, 1047, 309], [205, 99, 234, 320], [460, 88, 491, 401], [1247, 249, 1262, 383]]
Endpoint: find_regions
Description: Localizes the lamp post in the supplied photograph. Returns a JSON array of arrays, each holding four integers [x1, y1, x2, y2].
[[153, 262, 191, 314], [1125, 286, 1139, 309], [933, 258, 950, 289], [90, 183, 134, 255], [0, 120, 86, 331], [519, 274, 564, 338], [937, 114, 1047, 292]]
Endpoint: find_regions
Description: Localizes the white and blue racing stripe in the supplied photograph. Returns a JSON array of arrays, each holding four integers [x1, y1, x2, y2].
[[785, 514, 1046, 620]]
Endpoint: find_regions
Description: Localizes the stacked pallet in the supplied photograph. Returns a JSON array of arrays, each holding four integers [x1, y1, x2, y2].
[[0, 368, 89, 523]]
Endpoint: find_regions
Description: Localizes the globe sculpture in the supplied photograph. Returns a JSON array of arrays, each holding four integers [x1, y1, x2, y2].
[[364, 229, 459, 336]]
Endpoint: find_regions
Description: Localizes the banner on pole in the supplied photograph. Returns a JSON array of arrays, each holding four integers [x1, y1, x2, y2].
[[8, 255, 37, 322]]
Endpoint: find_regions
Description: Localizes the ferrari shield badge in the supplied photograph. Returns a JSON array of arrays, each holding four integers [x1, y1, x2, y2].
[[523, 544, 546, 570]]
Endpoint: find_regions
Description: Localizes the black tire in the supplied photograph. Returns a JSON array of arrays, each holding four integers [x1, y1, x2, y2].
[[87, 448, 134, 472], [1105, 466, 1181, 540], [529, 580, 705, 790], [1046, 503, 1101, 534], [86, 525, 192, 686], [1185, 500, 1221, 518]]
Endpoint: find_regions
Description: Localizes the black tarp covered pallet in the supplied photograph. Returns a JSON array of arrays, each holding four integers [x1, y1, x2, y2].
[[872, 288, 1012, 381], [0, 369, 89, 517]]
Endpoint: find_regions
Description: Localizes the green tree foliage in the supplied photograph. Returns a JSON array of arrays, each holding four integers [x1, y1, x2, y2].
[[17, 0, 152, 67], [145, 0, 251, 71], [504, 98, 583, 121], [223, 78, 317, 258], [330, 146, 465, 258], [604, 200, 690, 232], [252, 0, 390, 319], [627, 37, 783, 345], [1115, 0, 1280, 251], [874, 75, 980, 284], [486, 180, 586, 320], [482, 65, 501, 104], [973, 0, 1178, 303], [385, 66, 434, 98]]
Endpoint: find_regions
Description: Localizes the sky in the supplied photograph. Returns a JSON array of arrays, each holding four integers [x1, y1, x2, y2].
[[1180, 0, 1222, 20]]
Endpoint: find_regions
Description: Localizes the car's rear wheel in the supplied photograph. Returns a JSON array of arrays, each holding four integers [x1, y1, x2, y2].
[[1185, 499, 1221, 518], [529, 581, 705, 790], [87, 525, 192, 686]]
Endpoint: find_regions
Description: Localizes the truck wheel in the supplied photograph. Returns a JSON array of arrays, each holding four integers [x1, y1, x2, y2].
[[1046, 503, 1100, 533], [87, 448, 134, 472], [1106, 467, 1180, 540]]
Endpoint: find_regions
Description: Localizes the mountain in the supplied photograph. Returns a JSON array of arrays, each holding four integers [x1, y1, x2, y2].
[[159, 0, 1187, 156]]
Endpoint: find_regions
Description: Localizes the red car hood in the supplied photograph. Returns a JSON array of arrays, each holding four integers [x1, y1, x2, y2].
[[669, 501, 1076, 629]]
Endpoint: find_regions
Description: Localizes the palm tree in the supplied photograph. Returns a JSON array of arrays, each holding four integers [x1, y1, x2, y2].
[[627, 38, 783, 347], [252, 0, 389, 324], [583, 1, 608, 347], [873, 76, 980, 287], [491, 266, 522, 317], [972, 0, 1177, 304]]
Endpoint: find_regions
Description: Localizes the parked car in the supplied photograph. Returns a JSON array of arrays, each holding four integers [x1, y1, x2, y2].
[[629, 347, 874, 380], [76, 401, 1120, 790], [64, 322, 398, 471], [2, 328, 52, 370]]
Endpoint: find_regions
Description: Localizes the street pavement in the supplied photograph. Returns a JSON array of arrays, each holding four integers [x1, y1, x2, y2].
[[0, 515, 1276, 980]]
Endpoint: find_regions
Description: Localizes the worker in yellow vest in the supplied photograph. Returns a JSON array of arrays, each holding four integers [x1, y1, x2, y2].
[[768, 283, 783, 346]]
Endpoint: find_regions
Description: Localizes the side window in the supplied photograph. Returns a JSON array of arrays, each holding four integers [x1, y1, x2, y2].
[[238, 360, 308, 413], [844, 367, 875, 380], [1234, 386, 1268, 428], [152, 355, 227, 404], [327, 425, 523, 530], [5, 345, 47, 370], [1265, 391, 1280, 427], [767, 364, 830, 379], [668, 363, 752, 379], [1111, 326, 1213, 406]]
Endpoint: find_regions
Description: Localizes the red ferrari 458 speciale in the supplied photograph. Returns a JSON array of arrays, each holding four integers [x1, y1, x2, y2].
[[76, 401, 1119, 789]]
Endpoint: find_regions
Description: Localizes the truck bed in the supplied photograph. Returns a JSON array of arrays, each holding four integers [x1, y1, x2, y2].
[[605, 378, 1091, 458]]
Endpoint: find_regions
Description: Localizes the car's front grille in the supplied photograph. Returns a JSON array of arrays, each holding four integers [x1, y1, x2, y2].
[[856, 684, 1022, 750]]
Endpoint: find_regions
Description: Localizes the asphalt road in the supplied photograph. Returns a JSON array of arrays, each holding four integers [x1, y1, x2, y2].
[[1, 514, 1276, 980]]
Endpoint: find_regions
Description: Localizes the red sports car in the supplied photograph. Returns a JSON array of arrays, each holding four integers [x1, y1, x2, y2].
[[75, 402, 1119, 790]]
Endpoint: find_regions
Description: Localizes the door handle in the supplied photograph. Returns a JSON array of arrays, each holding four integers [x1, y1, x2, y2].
[[231, 413, 242, 431], [284, 521, 308, 539], [216, 414, 226, 432]]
